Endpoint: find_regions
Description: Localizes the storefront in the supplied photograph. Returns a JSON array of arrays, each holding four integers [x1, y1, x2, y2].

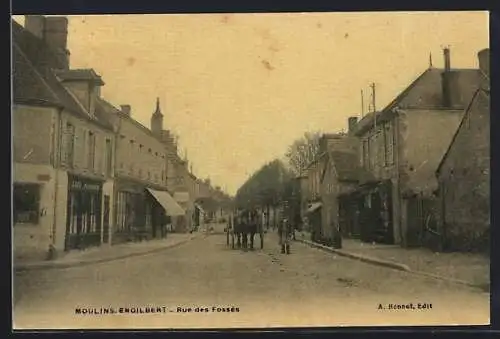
[[65, 174, 103, 250], [340, 180, 394, 244], [113, 179, 156, 244]]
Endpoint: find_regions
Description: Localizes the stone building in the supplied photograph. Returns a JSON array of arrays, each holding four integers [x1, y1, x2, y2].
[[102, 99, 184, 243], [348, 48, 483, 247], [435, 49, 490, 253], [13, 16, 115, 259]]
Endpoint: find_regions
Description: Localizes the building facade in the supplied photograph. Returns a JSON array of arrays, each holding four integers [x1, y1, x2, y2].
[[352, 48, 483, 247], [13, 16, 116, 259], [436, 49, 490, 253]]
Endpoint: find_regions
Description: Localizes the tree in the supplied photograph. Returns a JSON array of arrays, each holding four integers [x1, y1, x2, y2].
[[285, 131, 321, 176]]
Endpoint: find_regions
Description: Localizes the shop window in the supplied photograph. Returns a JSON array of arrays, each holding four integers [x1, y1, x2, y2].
[[13, 183, 40, 224]]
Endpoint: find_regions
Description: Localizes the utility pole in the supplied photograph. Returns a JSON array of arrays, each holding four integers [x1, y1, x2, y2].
[[371, 82, 377, 131], [370, 82, 376, 112], [361, 89, 365, 117]]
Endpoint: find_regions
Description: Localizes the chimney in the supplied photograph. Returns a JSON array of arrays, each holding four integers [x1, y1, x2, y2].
[[478, 48, 490, 78], [348, 117, 358, 135], [120, 105, 131, 116], [43, 16, 70, 69], [24, 15, 45, 39], [441, 47, 453, 107]]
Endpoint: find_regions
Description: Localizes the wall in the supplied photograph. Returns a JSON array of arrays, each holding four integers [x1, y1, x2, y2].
[[115, 115, 167, 188], [13, 104, 55, 165], [321, 158, 357, 240], [13, 163, 58, 260], [60, 111, 115, 179], [438, 90, 490, 251], [307, 160, 322, 202], [401, 108, 464, 195], [101, 180, 115, 244], [63, 81, 91, 112]]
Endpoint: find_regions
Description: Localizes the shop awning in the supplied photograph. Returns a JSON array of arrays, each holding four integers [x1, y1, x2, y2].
[[146, 188, 185, 216], [194, 203, 205, 214], [306, 202, 322, 213]]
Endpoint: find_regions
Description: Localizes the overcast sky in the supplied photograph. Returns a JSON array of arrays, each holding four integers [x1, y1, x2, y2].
[[12, 12, 489, 195]]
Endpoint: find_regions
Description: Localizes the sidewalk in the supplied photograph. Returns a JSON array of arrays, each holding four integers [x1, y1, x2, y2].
[[14, 232, 206, 273], [295, 231, 490, 291]]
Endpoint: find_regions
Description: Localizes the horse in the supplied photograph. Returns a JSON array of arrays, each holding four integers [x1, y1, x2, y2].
[[228, 209, 264, 250]]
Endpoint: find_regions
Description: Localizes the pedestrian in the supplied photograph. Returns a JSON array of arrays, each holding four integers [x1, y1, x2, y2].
[[279, 217, 291, 255]]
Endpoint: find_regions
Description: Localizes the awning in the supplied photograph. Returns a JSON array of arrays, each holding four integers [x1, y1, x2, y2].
[[146, 188, 185, 216], [194, 203, 205, 214], [306, 202, 322, 213]]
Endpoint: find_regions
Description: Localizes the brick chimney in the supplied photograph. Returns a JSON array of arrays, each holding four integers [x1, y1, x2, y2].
[[478, 48, 490, 78], [348, 117, 358, 135], [24, 15, 70, 70], [120, 105, 131, 116], [441, 47, 459, 108], [25, 15, 45, 39]]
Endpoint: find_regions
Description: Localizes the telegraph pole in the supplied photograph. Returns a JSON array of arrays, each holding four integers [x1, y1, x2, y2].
[[371, 82, 377, 131], [361, 89, 365, 117], [370, 82, 376, 112]]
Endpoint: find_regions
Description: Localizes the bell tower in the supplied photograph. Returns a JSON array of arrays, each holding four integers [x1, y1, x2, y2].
[[151, 97, 164, 137]]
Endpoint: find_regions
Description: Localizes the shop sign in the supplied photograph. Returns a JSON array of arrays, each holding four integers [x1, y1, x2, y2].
[[71, 179, 101, 192]]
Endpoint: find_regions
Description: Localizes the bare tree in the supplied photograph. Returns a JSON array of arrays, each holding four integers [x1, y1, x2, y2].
[[284, 131, 321, 176]]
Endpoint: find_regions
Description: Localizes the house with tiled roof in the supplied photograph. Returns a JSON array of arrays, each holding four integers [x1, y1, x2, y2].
[[435, 49, 490, 253], [347, 47, 484, 247], [13, 15, 116, 260]]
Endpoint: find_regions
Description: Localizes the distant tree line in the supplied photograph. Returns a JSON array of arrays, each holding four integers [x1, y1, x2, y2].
[[235, 131, 321, 222]]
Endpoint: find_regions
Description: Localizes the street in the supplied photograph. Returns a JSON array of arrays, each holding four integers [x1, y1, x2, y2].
[[13, 232, 490, 329]]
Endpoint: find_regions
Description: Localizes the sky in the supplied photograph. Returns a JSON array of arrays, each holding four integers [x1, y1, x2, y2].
[[12, 12, 489, 195]]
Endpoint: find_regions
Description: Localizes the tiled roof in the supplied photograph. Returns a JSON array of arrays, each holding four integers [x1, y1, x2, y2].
[[355, 67, 483, 136], [436, 82, 490, 175], [12, 43, 60, 106], [12, 20, 113, 131], [323, 150, 375, 183]]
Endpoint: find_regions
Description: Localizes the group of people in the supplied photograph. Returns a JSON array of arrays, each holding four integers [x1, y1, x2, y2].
[[227, 205, 296, 255]]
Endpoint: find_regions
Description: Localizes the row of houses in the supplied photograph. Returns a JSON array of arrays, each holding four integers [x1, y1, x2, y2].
[[300, 47, 490, 253], [12, 15, 232, 261]]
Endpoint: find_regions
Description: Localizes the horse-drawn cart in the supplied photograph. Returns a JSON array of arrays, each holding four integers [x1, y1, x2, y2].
[[226, 210, 264, 250]]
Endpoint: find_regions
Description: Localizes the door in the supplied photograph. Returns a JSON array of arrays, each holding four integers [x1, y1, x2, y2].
[[103, 195, 110, 243]]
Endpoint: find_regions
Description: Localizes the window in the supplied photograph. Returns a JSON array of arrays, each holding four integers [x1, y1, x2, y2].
[[384, 123, 394, 167], [13, 183, 40, 224], [362, 139, 370, 169], [87, 131, 96, 170], [105, 139, 113, 177], [63, 122, 75, 167]]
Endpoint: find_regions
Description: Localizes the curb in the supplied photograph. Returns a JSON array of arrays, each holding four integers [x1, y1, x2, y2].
[[295, 238, 489, 292], [295, 239, 410, 272], [15, 234, 208, 273]]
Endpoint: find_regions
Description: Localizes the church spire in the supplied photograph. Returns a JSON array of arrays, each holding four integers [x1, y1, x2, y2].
[[153, 97, 163, 116], [429, 52, 433, 68], [151, 96, 164, 136]]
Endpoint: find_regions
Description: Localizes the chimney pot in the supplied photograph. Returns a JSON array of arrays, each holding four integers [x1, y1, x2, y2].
[[120, 105, 131, 115], [478, 48, 490, 78]]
